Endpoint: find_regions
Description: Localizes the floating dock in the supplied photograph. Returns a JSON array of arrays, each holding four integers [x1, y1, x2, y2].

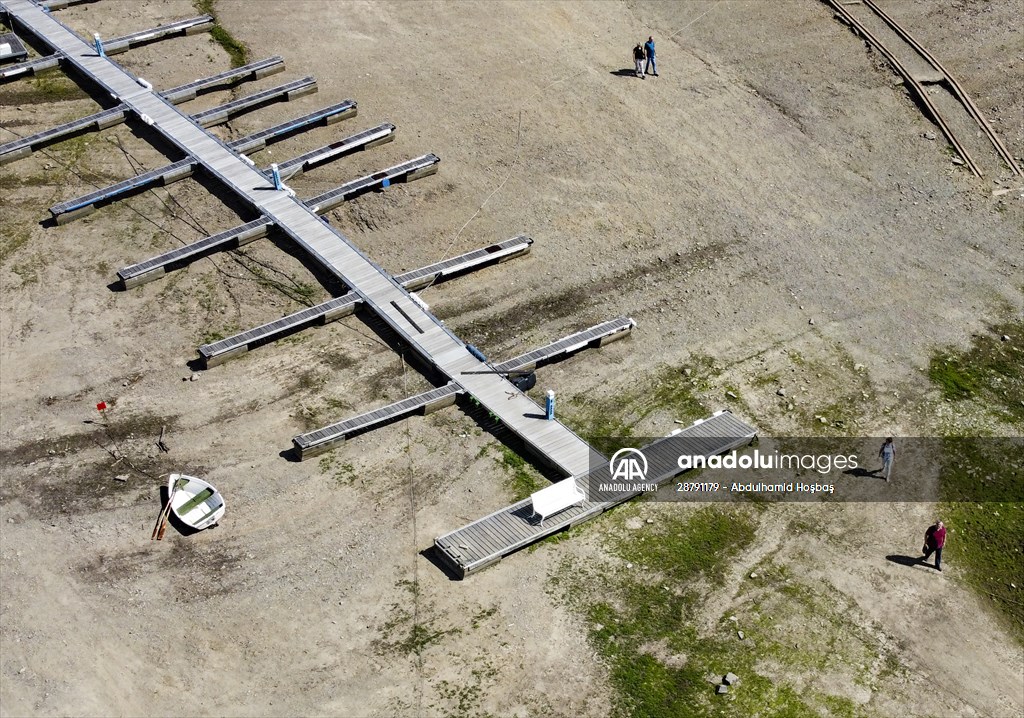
[[189, 75, 317, 126], [0, 32, 27, 62], [5, 0, 602, 493], [0, 57, 288, 165], [54, 121, 389, 223], [434, 411, 757, 578], [292, 317, 637, 459], [198, 236, 535, 367], [115, 155, 440, 286]]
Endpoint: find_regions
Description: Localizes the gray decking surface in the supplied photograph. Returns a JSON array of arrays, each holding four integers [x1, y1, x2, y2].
[[53, 118, 388, 220], [5, 0, 595, 478], [115, 155, 441, 285], [434, 411, 758, 577], [198, 236, 534, 366], [0, 57, 287, 164], [293, 316, 636, 456]]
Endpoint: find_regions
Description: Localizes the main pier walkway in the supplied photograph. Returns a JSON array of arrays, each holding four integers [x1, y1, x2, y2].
[[2, 0, 593, 477]]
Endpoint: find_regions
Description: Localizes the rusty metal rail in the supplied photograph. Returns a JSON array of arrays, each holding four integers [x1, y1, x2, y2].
[[824, 0, 983, 177], [858, 0, 1021, 176]]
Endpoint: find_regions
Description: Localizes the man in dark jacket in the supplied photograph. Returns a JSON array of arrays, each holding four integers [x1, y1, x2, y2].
[[922, 520, 946, 571]]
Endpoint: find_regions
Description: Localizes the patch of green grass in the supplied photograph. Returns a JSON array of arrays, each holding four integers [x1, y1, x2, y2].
[[554, 507, 757, 716], [375, 579, 460, 657], [553, 508, 888, 717], [494, 445, 543, 501], [0, 229, 31, 267], [5, 70, 87, 104], [318, 453, 357, 487], [199, 329, 227, 345], [749, 370, 781, 389], [926, 322, 1024, 643], [470, 606, 497, 629], [194, 0, 250, 68], [432, 664, 498, 718], [564, 357, 720, 456], [939, 438, 1024, 644], [209, 25, 248, 68], [10, 257, 40, 285], [929, 322, 1024, 424]]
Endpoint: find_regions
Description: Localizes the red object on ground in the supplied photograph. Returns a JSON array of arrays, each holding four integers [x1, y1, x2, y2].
[[96, 401, 107, 411]]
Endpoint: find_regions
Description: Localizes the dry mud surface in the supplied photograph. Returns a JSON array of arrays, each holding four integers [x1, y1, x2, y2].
[[1, 1, 1022, 716]]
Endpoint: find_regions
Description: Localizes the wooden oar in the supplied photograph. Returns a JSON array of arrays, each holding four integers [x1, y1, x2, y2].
[[151, 479, 180, 540]]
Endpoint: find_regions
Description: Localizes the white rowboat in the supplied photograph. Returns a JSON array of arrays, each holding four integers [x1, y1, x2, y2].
[[167, 473, 225, 531]]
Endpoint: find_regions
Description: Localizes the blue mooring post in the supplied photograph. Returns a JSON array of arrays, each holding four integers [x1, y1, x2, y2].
[[270, 163, 283, 190], [93, 33, 105, 58], [466, 344, 487, 362], [545, 390, 556, 421]]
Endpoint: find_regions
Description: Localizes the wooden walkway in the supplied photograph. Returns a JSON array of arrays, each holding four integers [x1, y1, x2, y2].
[[115, 156, 439, 287], [4, 0, 595, 479], [54, 121, 390, 223], [0, 56, 287, 164], [292, 317, 636, 458], [198, 236, 535, 367], [434, 411, 757, 577]]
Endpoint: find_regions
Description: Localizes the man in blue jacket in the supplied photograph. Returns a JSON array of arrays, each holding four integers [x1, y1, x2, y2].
[[644, 36, 658, 77]]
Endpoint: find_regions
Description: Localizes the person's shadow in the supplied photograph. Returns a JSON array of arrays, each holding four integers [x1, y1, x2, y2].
[[886, 554, 927, 568], [610, 69, 639, 77], [843, 467, 886, 480]]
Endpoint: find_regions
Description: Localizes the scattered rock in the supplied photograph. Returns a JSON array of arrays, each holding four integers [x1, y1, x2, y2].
[[727, 615, 738, 623], [18, 667, 26, 675], [114, 474, 128, 482], [1001, 335, 1010, 342], [683, 368, 692, 377], [716, 684, 729, 695], [776, 388, 786, 397], [854, 363, 865, 371], [189, 373, 199, 382], [646, 518, 654, 524], [726, 390, 737, 399], [749, 572, 758, 579], [724, 672, 740, 686], [626, 562, 633, 569], [737, 630, 745, 640], [808, 318, 815, 325], [818, 416, 828, 424], [951, 156, 965, 166], [922, 131, 937, 140]]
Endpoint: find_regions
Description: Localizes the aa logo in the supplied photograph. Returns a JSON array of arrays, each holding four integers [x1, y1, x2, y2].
[[609, 448, 648, 483]]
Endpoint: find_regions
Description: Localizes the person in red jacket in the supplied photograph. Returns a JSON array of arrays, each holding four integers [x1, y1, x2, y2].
[[922, 520, 946, 571]]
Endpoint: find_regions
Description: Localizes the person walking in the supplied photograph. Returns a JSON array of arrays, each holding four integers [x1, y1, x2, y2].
[[644, 36, 658, 76], [633, 43, 645, 78], [878, 437, 895, 482], [922, 520, 946, 571]]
